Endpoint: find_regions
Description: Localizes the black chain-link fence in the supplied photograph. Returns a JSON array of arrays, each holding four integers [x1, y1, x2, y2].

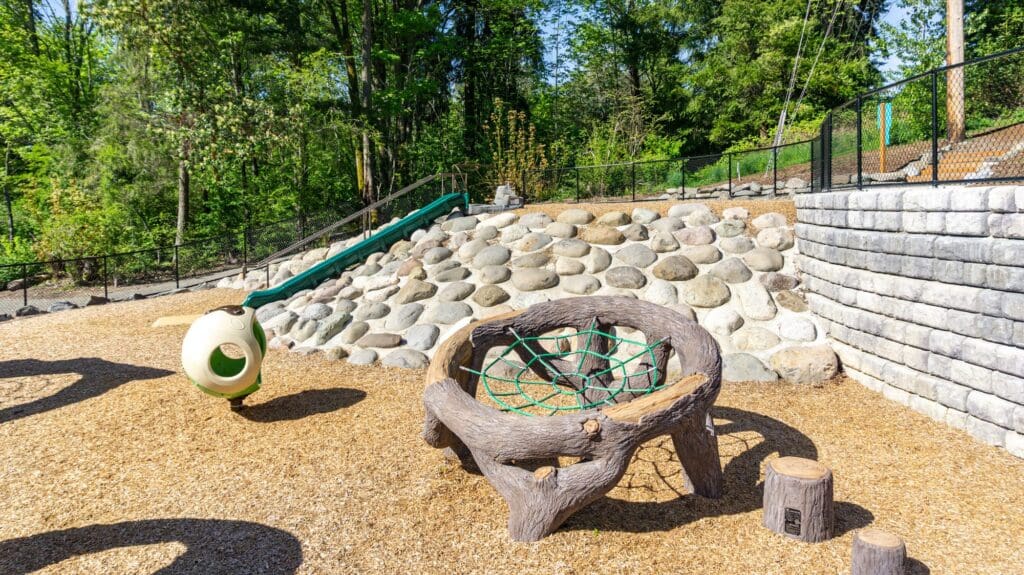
[[813, 46, 1024, 191], [525, 140, 813, 204], [0, 173, 466, 318]]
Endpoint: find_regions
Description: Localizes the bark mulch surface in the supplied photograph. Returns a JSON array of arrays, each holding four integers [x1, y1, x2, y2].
[[1, 289, 1023, 574]]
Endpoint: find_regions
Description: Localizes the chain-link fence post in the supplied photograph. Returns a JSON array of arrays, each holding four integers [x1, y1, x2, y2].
[[21, 263, 27, 307], [103, 255, 109, 300], [727, 153, 733, 197], [174, 245, 180, 289], [630, 162, 636, 201], [575, 167, 580, 203], [931, 69, 939, 185], [856, 96, 863, 189], [242, 229, 248, 277], [771, 146, 778, 198]]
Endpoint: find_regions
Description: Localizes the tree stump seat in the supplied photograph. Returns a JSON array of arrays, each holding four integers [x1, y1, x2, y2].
[[422, 297, 724, 541]]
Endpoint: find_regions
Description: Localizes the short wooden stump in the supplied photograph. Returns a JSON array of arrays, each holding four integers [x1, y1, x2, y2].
[[852, 528, 906, 575], [762, 456, 834, 542]]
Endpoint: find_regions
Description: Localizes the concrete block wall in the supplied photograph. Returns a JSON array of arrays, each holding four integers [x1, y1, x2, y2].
[[794, 185, 1024, 457]]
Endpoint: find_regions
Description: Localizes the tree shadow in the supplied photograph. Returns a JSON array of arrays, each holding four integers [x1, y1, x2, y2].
[[0, 518, 302, 574], [237, 388, 366, 423], [0, 358, 174, 424], [563, 406, 874, 535]]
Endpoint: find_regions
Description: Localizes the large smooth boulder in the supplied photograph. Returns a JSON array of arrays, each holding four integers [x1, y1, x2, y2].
[[652, 255, 698, 281], [426, 302, 473, 324], [605, 266, 647, 289], [557, 208, 595, 225], [439, 281, 475, 302], [472, 245, 511, 268], [723, 353, 779, 383], [743, 248, 785, 272], [632, 208, 660, 224], [580, 226, 625, 245], [680, 245, 722, 264], [382, 349, 430, 369], [682, 276, 730, 308], [473, 285, 510, 307], [709, 257, 752, 284], [552, 238, 591, 258], [511, 268, 559, 291], [644, 279, 678, 306], [406, 324, 440, 350], [674, 226, 714, 246], [757, 227, 795, 251], [584, 247, 612, 273], [595, 211, 631, 226], [520, 212, 554, 229], [479, 265, 512, 284], [778, 317, 817, 342], [734, 281, 778, 320], [385, 303, 424, 331], [733, 327, 782, 351], [769, 345, 839, 385], [562, 275, 601, 295], [614, 244, 657, 268], [394, 279, 437, 304]]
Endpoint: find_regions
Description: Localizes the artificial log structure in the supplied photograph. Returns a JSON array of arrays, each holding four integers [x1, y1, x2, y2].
[[422, 297, 724, 541], [852, 528, 906, 575], [762, 456, 834, 543]]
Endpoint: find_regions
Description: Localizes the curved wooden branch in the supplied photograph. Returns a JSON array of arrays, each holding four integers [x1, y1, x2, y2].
[[421, 297, 724, 541]]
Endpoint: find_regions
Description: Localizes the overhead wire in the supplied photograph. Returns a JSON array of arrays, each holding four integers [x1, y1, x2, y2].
[[771, 0, 815, 149], [789, 0, 845, 126]]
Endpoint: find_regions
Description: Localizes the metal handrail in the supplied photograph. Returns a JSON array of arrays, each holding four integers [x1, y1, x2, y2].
[[254, 172, 467, 267]]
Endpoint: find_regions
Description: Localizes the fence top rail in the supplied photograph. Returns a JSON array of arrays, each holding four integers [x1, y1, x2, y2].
[[534, 139, 814, 176], [835, 45, 1024, 110]]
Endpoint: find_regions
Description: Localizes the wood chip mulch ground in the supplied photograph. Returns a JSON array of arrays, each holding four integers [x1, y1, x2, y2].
[[1, 290, 1023, 573]]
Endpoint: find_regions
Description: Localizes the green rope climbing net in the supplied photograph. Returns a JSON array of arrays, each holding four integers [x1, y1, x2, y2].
[[464, 321, 667, 416]]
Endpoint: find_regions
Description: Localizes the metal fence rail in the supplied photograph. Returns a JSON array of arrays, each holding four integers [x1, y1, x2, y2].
[[812, 46, 1024, 192], [0, 173, 466, 318], [524, 140, 814, 204]]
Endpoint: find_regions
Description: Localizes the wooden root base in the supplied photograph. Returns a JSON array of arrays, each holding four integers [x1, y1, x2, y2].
[[421, 297, 725, 541]]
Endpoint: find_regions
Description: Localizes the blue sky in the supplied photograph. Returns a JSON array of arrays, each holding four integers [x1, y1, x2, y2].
[[880, 2, 913, 75]]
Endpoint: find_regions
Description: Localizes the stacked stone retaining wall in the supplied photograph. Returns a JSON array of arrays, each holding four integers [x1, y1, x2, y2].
[[795, 185, 1024, 457]]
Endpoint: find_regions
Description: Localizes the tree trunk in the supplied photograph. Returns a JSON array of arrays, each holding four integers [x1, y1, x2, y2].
[[762, 457, 834, 543], [852, 529, 906, 575], [176, 139, 191, 246], [327, 0, 365, 196], [25, 0, 39, 55], [3, 145, 13, 243], [457, 1, 479, 156], [360, 0, 375, 206]]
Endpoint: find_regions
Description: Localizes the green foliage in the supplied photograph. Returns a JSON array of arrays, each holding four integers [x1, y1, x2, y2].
[[3, 0, 1019, 278], [484, 99, 550, 195], [0, 235, 34, 282]]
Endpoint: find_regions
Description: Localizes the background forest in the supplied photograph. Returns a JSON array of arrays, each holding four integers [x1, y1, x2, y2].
[[0, 0, 1021, 264]]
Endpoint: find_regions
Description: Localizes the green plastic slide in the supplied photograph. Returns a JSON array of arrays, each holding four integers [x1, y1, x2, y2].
[[242, 192, 468, 309]]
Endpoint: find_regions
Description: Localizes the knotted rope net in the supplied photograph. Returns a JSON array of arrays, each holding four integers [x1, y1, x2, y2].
[[463, 320, 667, 416]]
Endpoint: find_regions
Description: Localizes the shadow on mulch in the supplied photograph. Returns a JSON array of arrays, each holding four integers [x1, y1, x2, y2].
[[0, 518, 303, 574], [235, 387, 367, 423], [0, 358, 174, 424], [563, 406, 875, 537]]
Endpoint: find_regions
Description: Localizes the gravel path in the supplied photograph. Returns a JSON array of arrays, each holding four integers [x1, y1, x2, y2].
[[1, 289, 1023, 573]]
